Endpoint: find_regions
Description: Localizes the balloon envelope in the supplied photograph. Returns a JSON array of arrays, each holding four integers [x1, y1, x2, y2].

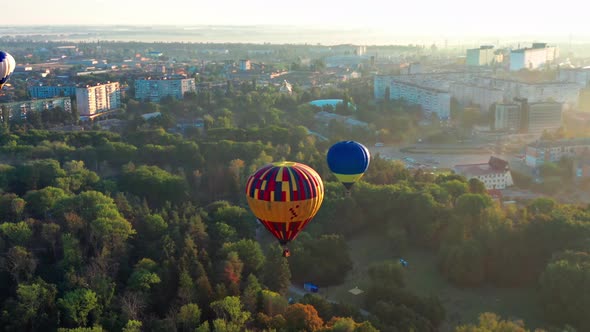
[[245, 161, 324, 245], [0, 51, 16, 90], [327, 141, 370, 190]]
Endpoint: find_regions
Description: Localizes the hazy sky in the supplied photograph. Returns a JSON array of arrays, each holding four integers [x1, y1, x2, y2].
[[2, 0, 587, 37]]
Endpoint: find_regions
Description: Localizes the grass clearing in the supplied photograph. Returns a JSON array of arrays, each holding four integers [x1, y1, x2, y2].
[[318, 232, 545, 331]]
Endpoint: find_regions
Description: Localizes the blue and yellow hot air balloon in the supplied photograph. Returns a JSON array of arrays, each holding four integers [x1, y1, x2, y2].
[[0, 51, 16, 90], [245, 161, 324, 257], [327, 141, 370, 194]]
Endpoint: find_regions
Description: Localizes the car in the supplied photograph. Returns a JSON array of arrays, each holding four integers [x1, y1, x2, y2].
[[375, 142, 384, 147]]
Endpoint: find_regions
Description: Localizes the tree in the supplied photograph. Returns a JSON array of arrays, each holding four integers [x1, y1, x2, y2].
[[442, 180, 469, 205], [2, 246, 37, 283], [539, 250, 590, 330], [128, 258, 161, 292], [439, 240, 486, 286], [325, 317, 379, 332], [468, 178, 487, 194], [260, 290, 289, 317], [24, 186, 70, 219], [263, 244, 291, 295], [527, 197, 556, 215], [220, 251, 243, 295], [57, 289, 99, 327], [0, 221, 33, 246], [220, 239, 265, 277], [241, 274, 262, 313], [284, 303, 324, 332], [177, 303, 201, 332], [122, 320, 142, 332], [300, 294, 333, 321], [1, 278, 58, 331], [454, 312, 532, 332], [210, 296, 251, 326], [290, 234, 353, 285]]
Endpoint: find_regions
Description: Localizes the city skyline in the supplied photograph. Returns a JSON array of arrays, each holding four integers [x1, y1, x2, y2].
[[2, 0, 588, 38]]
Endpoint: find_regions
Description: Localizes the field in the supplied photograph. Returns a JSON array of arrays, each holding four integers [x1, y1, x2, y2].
[[315, 233, 544, 331]]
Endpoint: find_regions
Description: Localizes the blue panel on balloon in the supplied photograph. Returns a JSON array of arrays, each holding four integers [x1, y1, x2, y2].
[[327, 141, 370, 175]]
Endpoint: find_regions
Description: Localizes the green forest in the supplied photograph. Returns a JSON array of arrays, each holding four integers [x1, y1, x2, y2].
[[0, 81, 589, 332]]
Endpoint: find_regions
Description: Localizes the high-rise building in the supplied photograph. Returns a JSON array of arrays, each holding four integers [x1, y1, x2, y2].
[[134, 78, 196, 103], [510, 43, 558, 71], [527, 102, 563, 135], [76, 82, 121, 116], [374, 75, 451, 120], [493, 104, 521, 131], [466, 45, 495, 66]]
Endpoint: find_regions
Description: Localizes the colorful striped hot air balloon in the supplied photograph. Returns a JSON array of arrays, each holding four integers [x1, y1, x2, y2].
[[327, 141, 370, 195], [0, 51, 16, 90], [245, 161, 324, 257]]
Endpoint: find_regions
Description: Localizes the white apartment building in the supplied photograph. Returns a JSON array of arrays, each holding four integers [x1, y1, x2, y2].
[[76, 82, 121, 116], [449, 82, 504, 113], [454, 157, 514, 189], [558, 67, 590, 88], [478, 77, 580, 110], [466, 46, 495, 66], [374, 75, 451, 120], [510, 43, 558, 71], [135, 78, 196, 103]]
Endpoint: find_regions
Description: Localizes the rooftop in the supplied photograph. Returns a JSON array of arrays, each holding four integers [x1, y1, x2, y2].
[[454, 156, 510, 176]]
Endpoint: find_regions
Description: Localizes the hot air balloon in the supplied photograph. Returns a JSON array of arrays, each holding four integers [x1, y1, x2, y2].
[[245, 161, 324, 257], [0, 51, 16, 90], [326, 141, 370, 195]]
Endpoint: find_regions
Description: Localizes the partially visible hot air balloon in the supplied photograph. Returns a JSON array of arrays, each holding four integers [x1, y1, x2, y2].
[[327, 141, 370, 195], [245, 161, 324, 257], [0, 51, 16, 90]]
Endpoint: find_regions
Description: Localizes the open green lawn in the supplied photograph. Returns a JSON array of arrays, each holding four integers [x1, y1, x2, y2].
[[319, 233, 545, 331]]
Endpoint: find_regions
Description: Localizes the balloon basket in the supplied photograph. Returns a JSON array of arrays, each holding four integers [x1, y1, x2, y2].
[[282, 247, 291, 258]]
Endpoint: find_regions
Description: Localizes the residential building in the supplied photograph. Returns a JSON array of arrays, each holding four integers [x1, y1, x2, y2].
[[525, 138, 590, 167], [239, 59, 251, 71], [374, 75, 451, 120], [527, 102, 562, 135], [493, 103, 521, 131], [466, 45, 495, 66], [76, 82, 121, 116], [453, 156, 514, 189], [0, 97, 72, 120], [480, 78, 580, 110], [134, 78, 196, 102], [29, 85, 76, 99], [573, 153, 590, 180], [449, 82, 504, 113], [558, 67, 590, 87], [509, 43, 558, 71]]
